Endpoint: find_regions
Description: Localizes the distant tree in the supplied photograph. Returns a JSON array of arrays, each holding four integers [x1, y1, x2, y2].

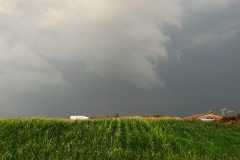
[[236, 113, 240, 119], [221, 116, 237, 123], [153, 115, 161, 118]]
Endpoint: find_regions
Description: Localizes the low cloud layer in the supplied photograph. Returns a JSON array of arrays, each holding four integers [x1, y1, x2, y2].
[[1, 0, 236, 90], [0, 0, 184, 89], [0, 0, 239, 117]]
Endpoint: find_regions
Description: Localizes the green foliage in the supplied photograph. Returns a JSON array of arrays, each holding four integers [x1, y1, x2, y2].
[[236, 113, 240, 119], [0, 118, 240, 159]]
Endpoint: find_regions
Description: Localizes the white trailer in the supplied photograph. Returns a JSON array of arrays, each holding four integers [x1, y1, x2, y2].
[[70, 115, 89, 120]]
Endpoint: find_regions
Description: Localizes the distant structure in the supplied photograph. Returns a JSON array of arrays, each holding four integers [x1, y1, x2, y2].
[[186, 108, 236, 123], [198, 113, 222, 122], [70, 115, 89, 120], [186, 112, 222, 122], [220, 108, 234, 116], [226, 110, 234, 116], [220, 108, 227, 116]]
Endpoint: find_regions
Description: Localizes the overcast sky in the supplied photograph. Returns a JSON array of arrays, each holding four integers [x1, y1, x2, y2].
[[0, 0, 240, 118]]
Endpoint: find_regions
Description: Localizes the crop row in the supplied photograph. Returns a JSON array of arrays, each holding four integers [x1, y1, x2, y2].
[[0, 118, 240, 159]]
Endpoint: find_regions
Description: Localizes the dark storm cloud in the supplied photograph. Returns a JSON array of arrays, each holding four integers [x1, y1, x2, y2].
[[0, 0, 239, 117], [160, 0, 240, 115]]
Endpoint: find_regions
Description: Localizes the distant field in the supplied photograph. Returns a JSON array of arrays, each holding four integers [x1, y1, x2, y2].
[[0, 118, 240, 159]]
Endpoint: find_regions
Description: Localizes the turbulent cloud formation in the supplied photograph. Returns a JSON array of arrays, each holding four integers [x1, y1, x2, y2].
[[0, 1, 71, 94], [0, 0, 239, 117], [0, 0, 183, 89], [179, 0, 239, 49], [0, 41, 70, 92]]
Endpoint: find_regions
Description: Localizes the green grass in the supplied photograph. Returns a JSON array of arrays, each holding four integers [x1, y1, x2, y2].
[[0, 118, 240, 159]]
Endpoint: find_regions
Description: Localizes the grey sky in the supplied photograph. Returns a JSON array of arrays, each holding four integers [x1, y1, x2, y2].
[[0, 0, 239, 118]]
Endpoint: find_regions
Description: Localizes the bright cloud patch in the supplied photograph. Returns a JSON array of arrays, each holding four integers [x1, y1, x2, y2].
[[36, 0, 184, 88], [0, 0, 237, 90], [0, 35, 70, 93], [0, 0, 183, 89]]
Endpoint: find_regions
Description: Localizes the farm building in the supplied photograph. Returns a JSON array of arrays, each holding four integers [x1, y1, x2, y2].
[[186, 113, 222, 122]]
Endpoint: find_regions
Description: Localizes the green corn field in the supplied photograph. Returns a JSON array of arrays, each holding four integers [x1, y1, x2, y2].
[[0, 118, 240, 159]]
